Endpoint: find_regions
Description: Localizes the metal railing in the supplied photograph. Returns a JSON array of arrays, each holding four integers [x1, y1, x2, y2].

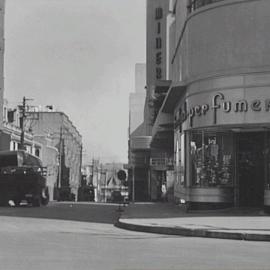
[[150, 157, 174, 168]]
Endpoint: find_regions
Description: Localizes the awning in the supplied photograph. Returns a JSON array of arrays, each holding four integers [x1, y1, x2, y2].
[[154, 80, 172, 94], [161, 82, 186, 113], [151, 82, 186, 148], [130, 136, 152, 150], [152, 112, 173, 138]]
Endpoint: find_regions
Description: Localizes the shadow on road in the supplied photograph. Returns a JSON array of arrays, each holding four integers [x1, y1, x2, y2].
[[0, 202, 123, 224], [121, 202, 268, 219], [0, 202, 266, 225]]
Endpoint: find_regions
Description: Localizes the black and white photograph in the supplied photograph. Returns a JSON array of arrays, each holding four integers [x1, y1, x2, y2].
[[0, 0, 270, 269]]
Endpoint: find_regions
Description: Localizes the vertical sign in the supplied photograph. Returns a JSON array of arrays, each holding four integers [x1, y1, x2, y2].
[[155, 7, 163, 80]]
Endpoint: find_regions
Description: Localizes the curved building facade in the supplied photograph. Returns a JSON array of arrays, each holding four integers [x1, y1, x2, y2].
[[159, 0, 270, 210]]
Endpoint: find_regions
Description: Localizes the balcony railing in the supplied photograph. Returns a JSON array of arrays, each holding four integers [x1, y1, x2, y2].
[[130, 136, 152, 150], [128, 156, 149, 168], [150, 157, 174, 169], [187, 0, 225, 13]]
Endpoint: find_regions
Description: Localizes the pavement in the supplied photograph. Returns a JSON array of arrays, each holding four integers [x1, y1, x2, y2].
[[115, 202, 270, 241]]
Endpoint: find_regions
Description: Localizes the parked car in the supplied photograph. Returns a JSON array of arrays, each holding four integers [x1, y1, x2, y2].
[[110, 190, 124, 203], [0, 150, 49, 206], [57, 186, 75, 201], [77, 185, 95, 202]]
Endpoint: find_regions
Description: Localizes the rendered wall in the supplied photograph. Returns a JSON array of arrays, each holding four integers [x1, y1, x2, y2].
[[27, 112, 82, 197], [171, 0, 270, 129], [180, 0, 270, 83]]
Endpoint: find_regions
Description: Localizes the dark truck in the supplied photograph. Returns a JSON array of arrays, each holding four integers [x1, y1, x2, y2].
[[0, 150, 49, 206]]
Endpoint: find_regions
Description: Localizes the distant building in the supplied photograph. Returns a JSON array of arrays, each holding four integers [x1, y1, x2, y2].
[[83, 161, 127, 202], [129, 63, 146, 134], [127, 1, 172, 202], [26, 110, 82, 200], [128, 63, 151, 201], [99, 163, 127, 202], [81, 159, 100, 201], [128, 0, 171, 202]]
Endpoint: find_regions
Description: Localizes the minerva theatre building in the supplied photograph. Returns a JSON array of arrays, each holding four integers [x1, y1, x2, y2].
[[160, 0, 270, 211]]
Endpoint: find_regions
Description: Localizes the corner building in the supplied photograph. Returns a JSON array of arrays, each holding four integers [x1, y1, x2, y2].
[[154, 0, 270, 210], [0, 0, 5, 131]]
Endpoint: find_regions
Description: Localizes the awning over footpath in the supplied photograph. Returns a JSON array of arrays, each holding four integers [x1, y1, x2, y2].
[[151, 82, 186, 147], [161, 82, 186, 114]]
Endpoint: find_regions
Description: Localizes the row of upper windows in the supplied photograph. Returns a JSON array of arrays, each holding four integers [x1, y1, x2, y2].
[[10, 141, 40, 158], [187, 0, 225, 13]]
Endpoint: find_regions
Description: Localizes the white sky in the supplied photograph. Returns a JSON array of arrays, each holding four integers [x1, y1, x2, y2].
[[4, 0, 146, 164]]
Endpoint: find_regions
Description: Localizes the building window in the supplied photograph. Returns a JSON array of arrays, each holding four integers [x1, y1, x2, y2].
[[10, 141, 16, 151], [35, 148, 40, 157], [189, 130, 233, 187], [266, 133, 270, 190]]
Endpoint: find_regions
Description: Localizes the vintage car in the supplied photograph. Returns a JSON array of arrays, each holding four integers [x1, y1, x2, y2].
[[0, 150, 49, 206]]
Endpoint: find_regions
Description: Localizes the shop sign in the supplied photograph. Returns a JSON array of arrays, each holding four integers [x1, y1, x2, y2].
[[176, 100, 209, 127], [176, 92, 270, 127]]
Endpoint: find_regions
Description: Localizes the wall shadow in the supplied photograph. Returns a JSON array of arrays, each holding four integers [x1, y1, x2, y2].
[[0, 202, 122, 224]]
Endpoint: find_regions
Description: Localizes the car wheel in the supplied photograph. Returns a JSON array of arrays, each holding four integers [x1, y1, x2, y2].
[[32, 195, 41, 207], [41, 187, 49, 206], [14, 198, 21, 207]]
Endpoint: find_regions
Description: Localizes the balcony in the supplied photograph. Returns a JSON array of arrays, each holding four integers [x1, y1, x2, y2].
[[150, 157, 174, 170], [130, 136, 152, 150], [187, 0, 225, 13]]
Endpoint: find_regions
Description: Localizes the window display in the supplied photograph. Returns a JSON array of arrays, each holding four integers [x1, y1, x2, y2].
[[174, 130, 185, 188], [190, 131, 233, 187], [266, 133, 270, 190]]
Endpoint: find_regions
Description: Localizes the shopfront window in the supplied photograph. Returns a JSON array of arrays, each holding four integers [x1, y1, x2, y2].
[[190, 130, 233, 187], [266, 133, 270, 190], [175, 130, 186, 186], [180, 133, 185, 184]]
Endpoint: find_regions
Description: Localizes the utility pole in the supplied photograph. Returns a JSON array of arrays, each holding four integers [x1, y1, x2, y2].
[[91, 158, 94, 184], [132, 166, 135, 202], [19, 97, 26, 150], [79, 143, 83, 186], [57, 126, 63, 189], [19, 96, 33, 150]]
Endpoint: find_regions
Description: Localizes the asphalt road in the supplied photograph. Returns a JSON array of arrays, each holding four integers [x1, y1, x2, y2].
[[0, 202, 269, 270]]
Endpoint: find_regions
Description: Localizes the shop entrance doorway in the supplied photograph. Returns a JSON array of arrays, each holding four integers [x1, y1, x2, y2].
[[237, 132, 265, 207]]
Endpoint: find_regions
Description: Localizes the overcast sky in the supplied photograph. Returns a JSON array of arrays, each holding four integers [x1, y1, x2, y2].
[[4, 0, 146, 164]]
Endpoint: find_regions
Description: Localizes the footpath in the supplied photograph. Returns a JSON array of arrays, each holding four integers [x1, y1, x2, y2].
[[115, 202, 270, 241]]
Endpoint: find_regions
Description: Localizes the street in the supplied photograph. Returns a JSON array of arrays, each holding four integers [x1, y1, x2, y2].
[[0, 202, 269, 270]]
